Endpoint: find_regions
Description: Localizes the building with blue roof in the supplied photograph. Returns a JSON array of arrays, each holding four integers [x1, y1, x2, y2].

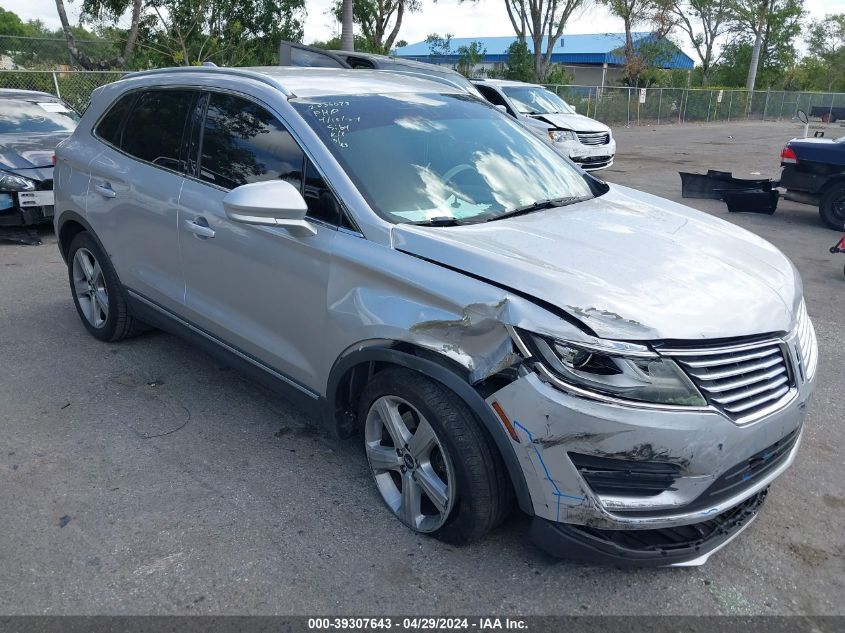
[[394, 33, 694, 86]]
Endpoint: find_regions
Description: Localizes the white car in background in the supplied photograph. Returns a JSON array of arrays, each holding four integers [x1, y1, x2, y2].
[[474, 79, 616, 171]]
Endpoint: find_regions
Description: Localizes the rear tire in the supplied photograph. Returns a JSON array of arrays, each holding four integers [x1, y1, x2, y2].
[[819, 182, 845, 230], [359, 368, 513, 545], [67, 232, 145, 342]]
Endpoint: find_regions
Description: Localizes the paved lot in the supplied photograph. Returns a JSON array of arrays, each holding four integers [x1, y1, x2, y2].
[[1, 120, 843, 615]]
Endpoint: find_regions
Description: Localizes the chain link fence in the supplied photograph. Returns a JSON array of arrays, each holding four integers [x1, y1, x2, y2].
[[1, 34, 125, 71], [0, 70, 127, 111], [3, 68, 845, 126], [543, 85, 845, 126]]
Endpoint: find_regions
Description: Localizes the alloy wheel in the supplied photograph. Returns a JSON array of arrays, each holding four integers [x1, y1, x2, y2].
[[364, 395, 456, 532], [72, 247, 109, 328]]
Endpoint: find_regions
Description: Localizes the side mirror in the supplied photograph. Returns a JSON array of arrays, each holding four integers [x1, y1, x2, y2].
[[223, 180, 316, 237], [494, 104, 507, 113]]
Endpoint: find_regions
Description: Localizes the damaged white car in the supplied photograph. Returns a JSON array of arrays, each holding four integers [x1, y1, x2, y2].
[[473, 79, 616, 171], [54, 67, 817, 566]]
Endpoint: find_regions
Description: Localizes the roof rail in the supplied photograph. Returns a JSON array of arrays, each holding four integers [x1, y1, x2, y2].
[[120, 66, 294, 97]]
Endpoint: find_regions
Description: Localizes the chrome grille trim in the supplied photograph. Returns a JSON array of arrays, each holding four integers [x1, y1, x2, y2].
[[663, 339, 795, 424], [576, 131, 610, 145]]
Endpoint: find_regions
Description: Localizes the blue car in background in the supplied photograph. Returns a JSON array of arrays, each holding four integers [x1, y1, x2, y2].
[[780, 134, 845, 230]]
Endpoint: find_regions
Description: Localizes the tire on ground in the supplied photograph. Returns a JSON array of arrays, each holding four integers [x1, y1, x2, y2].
[[359, 367, 514, 545], [67, 231, 146, 342], [819, 181, 845, 230]]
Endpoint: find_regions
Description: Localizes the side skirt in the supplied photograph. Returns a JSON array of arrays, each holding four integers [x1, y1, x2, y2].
[[126, 291, 328, 425]]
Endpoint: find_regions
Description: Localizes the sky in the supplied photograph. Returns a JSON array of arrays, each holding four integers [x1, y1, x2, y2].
[[2, 0, 844, 54]]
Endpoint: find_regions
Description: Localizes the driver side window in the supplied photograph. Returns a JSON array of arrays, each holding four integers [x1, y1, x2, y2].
[[197, 92, 352, 228]]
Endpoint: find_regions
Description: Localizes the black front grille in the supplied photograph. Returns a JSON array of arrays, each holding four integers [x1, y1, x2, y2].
[[569, 452, 681, 497], [616, 428, 799, 517], [575, 156, 613, 170]]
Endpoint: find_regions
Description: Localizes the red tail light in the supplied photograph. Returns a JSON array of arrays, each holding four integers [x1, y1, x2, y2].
[[781, 146, 798, 164], [51, 153, 57, 166]]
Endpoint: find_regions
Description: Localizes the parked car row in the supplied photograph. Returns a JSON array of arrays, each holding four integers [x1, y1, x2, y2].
[[52, 65, 816, 566]]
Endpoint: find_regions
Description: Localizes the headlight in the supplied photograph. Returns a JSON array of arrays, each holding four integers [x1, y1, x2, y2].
[[0, 171, 36, 192], [526, 333, 706, 407], [548, 129, 577, 143]]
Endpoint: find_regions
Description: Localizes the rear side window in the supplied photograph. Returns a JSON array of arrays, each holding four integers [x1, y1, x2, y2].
[[95, 93, 134, 146], [199, 93, 304, 191], [120, 90, 194, 170]]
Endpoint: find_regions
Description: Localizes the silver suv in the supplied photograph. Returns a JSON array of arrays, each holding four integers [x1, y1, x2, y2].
[[54, 67, 817, 566]]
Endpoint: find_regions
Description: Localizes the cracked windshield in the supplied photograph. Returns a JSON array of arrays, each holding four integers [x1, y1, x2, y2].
[[293, 93, 594, 224]]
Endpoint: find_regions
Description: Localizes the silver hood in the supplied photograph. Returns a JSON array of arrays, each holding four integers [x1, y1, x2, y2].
[[392, 184, 801, 341]]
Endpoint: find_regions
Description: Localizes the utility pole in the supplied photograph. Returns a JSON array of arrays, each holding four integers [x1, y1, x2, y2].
[[746, 1, 767, 92]]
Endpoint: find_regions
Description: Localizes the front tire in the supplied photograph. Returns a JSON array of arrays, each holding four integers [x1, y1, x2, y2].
[[819, 182, 845, 230], [67, 232, 144, 342], [359, 368, 513, 544]]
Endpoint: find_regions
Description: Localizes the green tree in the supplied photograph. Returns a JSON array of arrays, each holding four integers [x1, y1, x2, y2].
[[136, 0, 304, 66], [728, 0, 805, 89], [804, 14, 845, 91], [425, 32, 453, 57], [544, 64, 574, 85], [600, 0, 677, 85], [496, 0, 586, 82], [50, 0, 305, 69], [498, 38, 534, 81], [455, 40, 485, 77], [671, 0, 733, 84], [0, 7, 29, 36], [332, 0, 420, 54], [54, 0, 143, 69]]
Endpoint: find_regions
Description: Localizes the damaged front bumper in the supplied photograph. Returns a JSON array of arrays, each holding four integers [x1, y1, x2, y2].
[[486, 360, 811, 565], [553, 138, 616, 171], [530, 488, 767, 567], [0, 191, 54, 227]]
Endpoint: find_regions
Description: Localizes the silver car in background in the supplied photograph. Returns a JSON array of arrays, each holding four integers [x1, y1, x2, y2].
[[54, 66, 816, 566], [474, 79, 617, 170]]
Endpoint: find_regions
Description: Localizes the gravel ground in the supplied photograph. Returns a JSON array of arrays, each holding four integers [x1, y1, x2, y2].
[[1, 120, 843, 616]]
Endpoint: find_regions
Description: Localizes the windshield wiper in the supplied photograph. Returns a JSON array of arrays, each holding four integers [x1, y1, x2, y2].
[[485, 196, 586, 222], [408, 216, 473, 227]]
